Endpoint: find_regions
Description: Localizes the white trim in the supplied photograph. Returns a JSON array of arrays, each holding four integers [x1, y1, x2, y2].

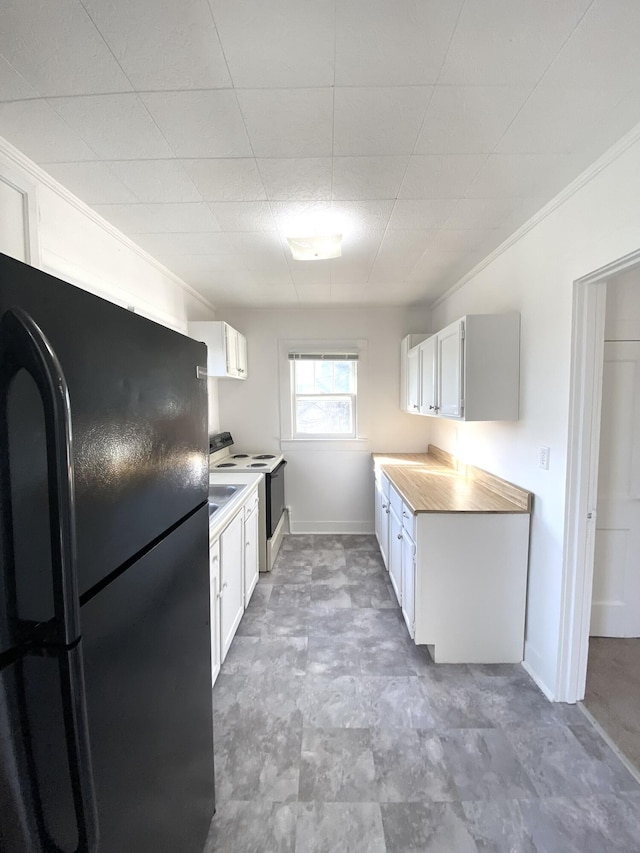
[[558, 247, 640, 703], [431, 120, 640, 310], [578, 702, 640, 783], [0, 156, 41, 267], [279, 337, 368, 441], [522, 643, 555, 701], [289, 520, 375, 534], [0, 134, 215, 315], [39, 249, 187, 334]]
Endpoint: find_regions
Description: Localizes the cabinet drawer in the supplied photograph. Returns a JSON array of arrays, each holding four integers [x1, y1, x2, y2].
[[401, 504, 416, 541]]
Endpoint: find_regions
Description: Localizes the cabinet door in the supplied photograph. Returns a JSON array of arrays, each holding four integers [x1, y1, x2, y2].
[[388, 506, 403, 606], [407, 347, 421, 414], [209, 537, 221, 685], [225, 324, 240, 377], [220, 509, 244, 661], [437, 320, 464, 418], [237, 333, 248, 379], [375, 479, 389, 569], [419, 335, 437, 415], [244, 494, 259, 607], [401, 531, 416, 639]]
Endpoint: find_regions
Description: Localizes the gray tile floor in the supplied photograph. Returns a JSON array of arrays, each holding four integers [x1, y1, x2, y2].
[[204, 535, 640, 852]]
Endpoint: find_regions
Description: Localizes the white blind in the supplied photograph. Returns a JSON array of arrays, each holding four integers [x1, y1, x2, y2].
[[288, 352, 358, 361]]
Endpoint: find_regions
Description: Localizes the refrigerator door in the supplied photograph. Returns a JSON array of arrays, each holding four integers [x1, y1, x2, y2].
[[0, 253, 208, 597], [0, 308, 97, 851], [0, 646, 96, 853], [80, 504, 214, 852]]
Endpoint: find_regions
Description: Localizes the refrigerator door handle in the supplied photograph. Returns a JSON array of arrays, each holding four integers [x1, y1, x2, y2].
[[0, 307, 99, 853]]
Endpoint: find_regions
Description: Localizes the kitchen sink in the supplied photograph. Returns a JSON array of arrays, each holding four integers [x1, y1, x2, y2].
[[209, 484, 238, 503], [208, 501, 219, 517]]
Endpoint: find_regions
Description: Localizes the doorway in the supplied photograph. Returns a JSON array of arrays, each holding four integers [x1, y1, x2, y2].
[[560, 252, 640, 771]]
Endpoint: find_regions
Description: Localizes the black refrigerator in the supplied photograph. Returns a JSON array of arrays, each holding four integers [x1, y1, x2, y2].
[[0, 253, 215, 852]]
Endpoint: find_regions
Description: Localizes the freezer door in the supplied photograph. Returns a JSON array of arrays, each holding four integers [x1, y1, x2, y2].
[[0, 253, 208, 597], [0, 646, 96, 853], [80, 504, 214, 852]]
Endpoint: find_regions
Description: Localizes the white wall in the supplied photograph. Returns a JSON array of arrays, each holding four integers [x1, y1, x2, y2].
[[0, 135, 220, 431], [428, 126, 640, 699], [605, 267, 640, 341], [0, 136, 215, 332], [217, 306, 431, 533]]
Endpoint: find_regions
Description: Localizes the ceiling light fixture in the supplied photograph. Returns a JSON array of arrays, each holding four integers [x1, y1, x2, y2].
[[286, 234, 342, 261]]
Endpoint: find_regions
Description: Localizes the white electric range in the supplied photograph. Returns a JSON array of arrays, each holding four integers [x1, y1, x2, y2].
[[209, 432, 287, 571]]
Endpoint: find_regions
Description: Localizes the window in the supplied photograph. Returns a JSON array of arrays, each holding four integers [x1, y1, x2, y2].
[[289, 353, 358, 438]]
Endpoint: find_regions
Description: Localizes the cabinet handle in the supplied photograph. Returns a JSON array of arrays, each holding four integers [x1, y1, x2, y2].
[[381, 502, 388, 509], [428, 405, 435, 410], [218, 581, 228, 599], [412, 404, 419, 410], [402, 512, 409, 518], [385, 508, 390, 514], [397, 533, 402, 540]]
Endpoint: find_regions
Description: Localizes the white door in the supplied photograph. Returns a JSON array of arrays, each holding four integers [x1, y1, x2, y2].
[[419, 336, 437, 415], [0, 176, 28, 261], [407, 347, 421, 413], [225, 324, 240, 376], [388, 506, 403, 606], [244, 495, 259, 607], [375, 477, 390, 570], [237, 333, 248, 378], [401, 531, 416, 639], [437, 320, 463, 418], [591, 341, 640, 637], [209, 537, 221, 685], [220, 510, 245, 660]]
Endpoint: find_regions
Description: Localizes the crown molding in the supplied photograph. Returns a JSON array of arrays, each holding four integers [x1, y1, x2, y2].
[[0, 134, 217, 314], [430, 119, 640, 310]]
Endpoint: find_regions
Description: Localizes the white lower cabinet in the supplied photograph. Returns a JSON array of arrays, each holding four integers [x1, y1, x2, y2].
[[400, 529, 416, 640], [244, 492, 259, 608], [373, 476, 530, 663], [388, 503, 403, 606], [210, 483, 260, 683], [219, 509, 244, 662], [209, 538, 221, 685], [374, 473, 390, 569]]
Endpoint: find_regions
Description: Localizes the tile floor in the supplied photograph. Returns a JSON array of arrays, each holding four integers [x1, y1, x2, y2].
[[204, 535, 640, 852]]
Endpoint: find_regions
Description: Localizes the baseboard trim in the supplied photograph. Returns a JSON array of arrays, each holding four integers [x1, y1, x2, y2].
[[578, 702, 640, 784], [522, 642, 556, 701], [289, 521, 375, 534]]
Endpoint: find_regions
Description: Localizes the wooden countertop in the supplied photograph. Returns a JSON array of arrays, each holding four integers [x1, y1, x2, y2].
[[372, 446, 532, 514]]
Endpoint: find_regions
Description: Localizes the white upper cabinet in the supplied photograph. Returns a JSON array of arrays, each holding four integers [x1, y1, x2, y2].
[[188, 320, 248, 380], [419, 335, 437, 415], [407, 346, 421, 414], [400, 333, 427, 413], [406, 313, 520, 422], [437, 320, 464, 418]]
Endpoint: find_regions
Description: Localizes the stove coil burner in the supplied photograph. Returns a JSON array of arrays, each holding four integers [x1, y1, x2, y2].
[[217, 462, 236, 468], [232, 454, 250, 458], [249, 463, 267, 468], [254, 454, 276, 459]]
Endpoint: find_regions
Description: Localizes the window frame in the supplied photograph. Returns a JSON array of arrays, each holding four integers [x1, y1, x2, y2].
[[290, 356, 358, 440], [279, 339, 368, 447]]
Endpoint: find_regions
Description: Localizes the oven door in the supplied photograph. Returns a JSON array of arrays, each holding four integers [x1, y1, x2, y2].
[[265, 460, 286, 538]]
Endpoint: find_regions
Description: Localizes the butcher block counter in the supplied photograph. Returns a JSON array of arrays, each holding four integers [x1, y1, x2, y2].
[[372, 446, 532, 664], [372, 446, 532, 514]]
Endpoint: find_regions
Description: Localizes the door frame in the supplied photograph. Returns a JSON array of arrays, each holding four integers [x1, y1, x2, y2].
[[557, 247, 640, 703]]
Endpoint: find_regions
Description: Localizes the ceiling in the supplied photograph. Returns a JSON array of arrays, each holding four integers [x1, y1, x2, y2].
[[1, 1, 640, 309]]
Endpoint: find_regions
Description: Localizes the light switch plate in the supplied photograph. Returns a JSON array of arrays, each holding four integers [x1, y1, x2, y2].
[[538, 445, 550, 470]]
